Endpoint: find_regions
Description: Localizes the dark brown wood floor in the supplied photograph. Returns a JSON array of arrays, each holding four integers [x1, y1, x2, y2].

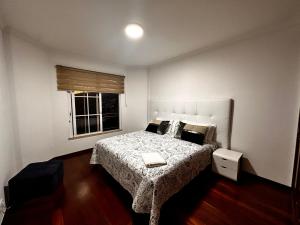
[[3, 150, 293, 225]]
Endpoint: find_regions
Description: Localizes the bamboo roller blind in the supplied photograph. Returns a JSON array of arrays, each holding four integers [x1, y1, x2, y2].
[[56, 65, 125, 93]]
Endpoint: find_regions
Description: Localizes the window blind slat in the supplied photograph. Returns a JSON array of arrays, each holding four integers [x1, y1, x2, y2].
[[57, 80, 124, 88], [57, 85, 124, 93], [56, 65, 125, 93]]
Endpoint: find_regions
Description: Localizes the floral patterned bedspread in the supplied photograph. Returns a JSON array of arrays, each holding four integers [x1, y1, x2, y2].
[[90, 131, 214, 225]]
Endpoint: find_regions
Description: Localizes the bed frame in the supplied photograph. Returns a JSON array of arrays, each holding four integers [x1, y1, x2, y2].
[[149, 99, 233, 149]]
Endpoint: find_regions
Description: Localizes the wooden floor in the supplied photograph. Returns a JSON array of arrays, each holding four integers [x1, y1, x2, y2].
[[3, 150, 293, 225]]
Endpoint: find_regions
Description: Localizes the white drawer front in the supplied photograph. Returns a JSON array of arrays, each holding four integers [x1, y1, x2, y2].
[[212, 164, 238, 181], [213, 155, 238, 170]]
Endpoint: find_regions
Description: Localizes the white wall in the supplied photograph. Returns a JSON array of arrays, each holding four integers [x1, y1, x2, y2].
[[0, 28, 17, 203], [5, 30, 148, 167], [149, 26, 300, 186], [123, 68, 148, 132]]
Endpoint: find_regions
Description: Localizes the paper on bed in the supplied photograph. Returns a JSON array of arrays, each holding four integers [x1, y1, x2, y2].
[[141, 152, 167, 168]]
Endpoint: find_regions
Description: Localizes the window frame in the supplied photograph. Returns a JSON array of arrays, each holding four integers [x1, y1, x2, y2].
[[68, 92, 121, 138]]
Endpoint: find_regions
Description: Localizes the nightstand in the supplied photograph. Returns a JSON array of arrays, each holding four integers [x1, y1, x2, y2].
[[212, 148, 243, 181]]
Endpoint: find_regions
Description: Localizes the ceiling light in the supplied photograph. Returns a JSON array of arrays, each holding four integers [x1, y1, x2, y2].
[[125, 24, 144, 39]]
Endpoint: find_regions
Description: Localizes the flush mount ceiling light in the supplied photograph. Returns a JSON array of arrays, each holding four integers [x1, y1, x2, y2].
[[125, 24, 144, 39]]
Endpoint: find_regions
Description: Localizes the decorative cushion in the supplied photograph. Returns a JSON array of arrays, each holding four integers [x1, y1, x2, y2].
[[145, 120, 169, 135], [145, 123, 159, 133], [180, 123, 208, 145], [182, 120, 216, 144], [157, 121, 170, 135], [166, 120, 180, 137], [181, 130, 205, 145], [174, 121, 186, 139]]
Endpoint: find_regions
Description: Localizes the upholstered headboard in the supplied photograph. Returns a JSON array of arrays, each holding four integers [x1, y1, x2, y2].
[[149, 99, 233, 149]]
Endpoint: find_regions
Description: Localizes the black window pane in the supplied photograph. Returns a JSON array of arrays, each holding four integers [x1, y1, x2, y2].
[[102, 93, 119, 114], [76, 116, 88, 134], [103, 115, 119, 131], [88, 97, 99, 114], [75, 97, 88, 115], [102, 93, 119, 131], [88, 92, 99, 97], [89, 115, 100, 133], [75, 92, 87, 97]]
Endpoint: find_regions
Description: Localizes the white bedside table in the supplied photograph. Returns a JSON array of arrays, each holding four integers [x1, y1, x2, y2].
[[212, 148, 243, 181]]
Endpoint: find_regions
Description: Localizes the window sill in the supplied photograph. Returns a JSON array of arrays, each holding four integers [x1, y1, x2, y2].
[[68, 129, 122, 140]]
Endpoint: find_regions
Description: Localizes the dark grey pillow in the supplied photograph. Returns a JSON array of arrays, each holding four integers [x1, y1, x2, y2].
[[181, 130, 205, 145], [145, 123, 159, 133], [157, 121, 170, 135]]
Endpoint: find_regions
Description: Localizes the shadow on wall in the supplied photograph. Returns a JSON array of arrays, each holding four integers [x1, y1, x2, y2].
[[242, 158, 257, 175], [228, 99, 234, 150], [228, 99, 256, 175]]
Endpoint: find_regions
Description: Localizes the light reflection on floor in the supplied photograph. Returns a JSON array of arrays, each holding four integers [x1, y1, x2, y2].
[[76, 181, 90, 201]]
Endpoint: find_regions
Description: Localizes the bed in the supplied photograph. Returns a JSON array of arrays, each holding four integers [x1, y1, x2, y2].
[[90, 99, 233, 225]]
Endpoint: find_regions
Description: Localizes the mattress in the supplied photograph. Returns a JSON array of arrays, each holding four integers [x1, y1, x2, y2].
[[90, 131, 214, 225]]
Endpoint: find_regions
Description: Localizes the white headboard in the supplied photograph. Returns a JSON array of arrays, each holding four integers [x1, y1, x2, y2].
[[149, 99, 233, 149]]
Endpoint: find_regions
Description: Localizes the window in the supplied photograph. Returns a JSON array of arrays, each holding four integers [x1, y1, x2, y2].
[[70, 92, 120, 137]]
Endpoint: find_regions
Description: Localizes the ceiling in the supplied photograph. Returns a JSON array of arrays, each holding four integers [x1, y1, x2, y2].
[[0, 0, 297, 66]]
